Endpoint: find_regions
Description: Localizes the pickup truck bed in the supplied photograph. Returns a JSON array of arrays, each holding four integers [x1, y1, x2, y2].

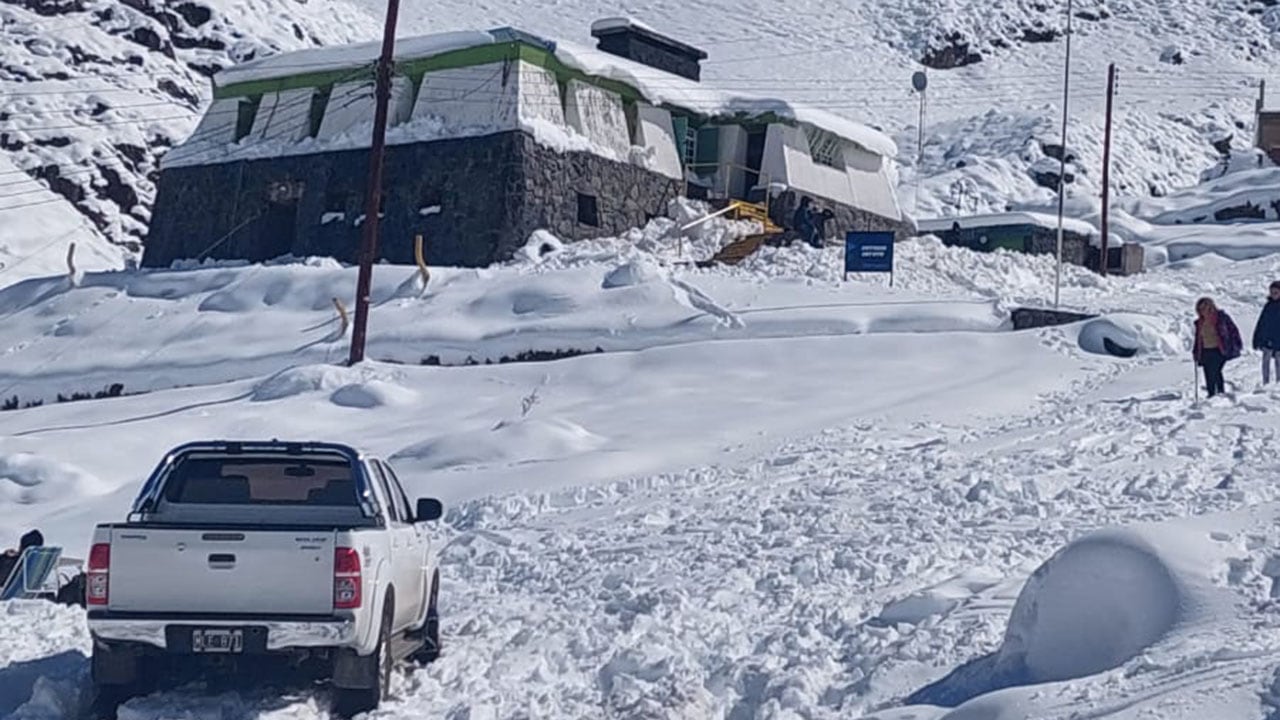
[[86, 441, 444, 720]]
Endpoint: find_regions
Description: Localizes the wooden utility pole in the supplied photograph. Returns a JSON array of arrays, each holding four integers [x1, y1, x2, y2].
[[1099, 63, 1116, 277], [348, 0, 402, 365]]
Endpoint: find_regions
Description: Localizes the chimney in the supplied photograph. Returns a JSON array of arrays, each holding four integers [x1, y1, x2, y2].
[[590, 18, 707, 82]]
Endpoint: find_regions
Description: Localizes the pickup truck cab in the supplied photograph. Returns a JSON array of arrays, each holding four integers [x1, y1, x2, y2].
[[86, 441, 444, 718]]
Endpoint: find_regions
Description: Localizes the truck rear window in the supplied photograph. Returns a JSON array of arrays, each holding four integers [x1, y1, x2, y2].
[[162, 456, 358, 506]]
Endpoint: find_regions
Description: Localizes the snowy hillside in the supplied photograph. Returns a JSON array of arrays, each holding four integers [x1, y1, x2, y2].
[[0, 0, 378, 254], [3, 0, 1278, 262]]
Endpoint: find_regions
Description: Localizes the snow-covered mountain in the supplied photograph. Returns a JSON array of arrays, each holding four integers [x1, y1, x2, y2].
[[2, 0, 1277, 260]]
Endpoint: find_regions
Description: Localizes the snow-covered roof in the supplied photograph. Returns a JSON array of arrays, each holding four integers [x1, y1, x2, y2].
[[214, 30, 504, 89], [916, 212, 1097, 237], [211, 26, 896, 159]]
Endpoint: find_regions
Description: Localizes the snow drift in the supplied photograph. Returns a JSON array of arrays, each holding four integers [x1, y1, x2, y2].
[[1076, 313, 1179, 358], [994, 531, 1182, 683]]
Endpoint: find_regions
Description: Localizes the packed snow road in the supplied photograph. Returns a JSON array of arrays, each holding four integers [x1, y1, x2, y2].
[[6, 349, 1280, 718]]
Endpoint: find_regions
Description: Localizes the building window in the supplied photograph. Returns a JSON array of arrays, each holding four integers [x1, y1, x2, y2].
[[418, 185, 442, 218], [577, 192, 599, 227], [683, 125, 698, 166], [321, 188, 349, 225], [806, 127, 843, 169], [307, 85, 332, 139], [234, 95, 261, 142]]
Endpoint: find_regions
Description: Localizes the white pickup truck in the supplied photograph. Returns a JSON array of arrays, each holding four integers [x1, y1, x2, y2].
[[86, 441, 444, 719]]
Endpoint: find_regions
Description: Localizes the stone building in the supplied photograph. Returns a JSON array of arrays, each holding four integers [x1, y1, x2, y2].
[[144, 21, 907, 268]]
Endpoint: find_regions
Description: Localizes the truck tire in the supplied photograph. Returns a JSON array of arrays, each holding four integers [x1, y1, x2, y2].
[[333, 603, 393, 718], [90, 642, 147, 719], [411, 572, 441, 664]]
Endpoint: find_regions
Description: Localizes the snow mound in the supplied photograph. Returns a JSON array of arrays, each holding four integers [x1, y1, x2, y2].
[[603, 258, 665, 289], [518, 230, 566, 264], [330, 381, 419, 409], [393, 417, 606, 470], [1077, 314, 1180, 358], [995, 531, 1182, 683], [252, 364, 398, 402], [0, 453, 106, 506]]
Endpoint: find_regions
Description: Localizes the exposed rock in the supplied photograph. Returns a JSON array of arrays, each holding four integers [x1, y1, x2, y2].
[[921, 32, 983, 69]]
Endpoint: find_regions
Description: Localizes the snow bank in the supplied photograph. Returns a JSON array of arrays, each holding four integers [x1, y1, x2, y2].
[[330, 380, 419, 409], [1077, 313, 1180, 358], [602, 258, 664, 289], [252, 364, 400, 402], [393, 417, 606, 470], [995, 531, 1182, 683], [0, 453, 106, 506]]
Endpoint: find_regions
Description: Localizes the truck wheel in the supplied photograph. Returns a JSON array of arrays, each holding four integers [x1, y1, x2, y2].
[[90, 642, 147, 719], [90, 685, 130, 720], [411, 573, 441, 664], [333, 604, 392, 718]]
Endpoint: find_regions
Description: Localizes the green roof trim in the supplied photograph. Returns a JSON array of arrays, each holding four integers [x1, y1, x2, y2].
[[211, 38, 801, 130]]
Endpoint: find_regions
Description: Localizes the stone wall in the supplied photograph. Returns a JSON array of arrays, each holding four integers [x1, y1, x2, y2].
[[1027, 227, 1089, 267], [768, 189, 911, 242], [1010, 307, 1096, 330], [144, 130, 681, 268], [511, 133, 682, 257]]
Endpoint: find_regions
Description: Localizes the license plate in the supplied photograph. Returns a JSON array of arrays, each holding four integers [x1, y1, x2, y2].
[[192, 628, 243, 654]]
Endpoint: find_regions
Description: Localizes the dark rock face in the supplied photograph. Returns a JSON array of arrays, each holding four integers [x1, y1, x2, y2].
[[1031, 165, 1076, 191], [921, 32, 983, 69], [144, 131, 683, 268]]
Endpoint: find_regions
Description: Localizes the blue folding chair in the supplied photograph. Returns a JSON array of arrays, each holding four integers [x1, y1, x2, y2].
[[0, 546, 63, 601]]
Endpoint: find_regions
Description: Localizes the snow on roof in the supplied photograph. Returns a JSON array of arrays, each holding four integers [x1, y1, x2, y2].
[[916, 212, 1097, 237], [212, 27, 896, 159], [552, 40, 895, 157], [590, 17, 659, 35], [214, 30, 501, 90]]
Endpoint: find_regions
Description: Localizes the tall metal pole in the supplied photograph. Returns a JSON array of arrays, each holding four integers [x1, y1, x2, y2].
[[1099, 63, 1116, 277], [914, 86, 927, 217], [348, 0, 401, 366], [1053, 0, 1074, 308]]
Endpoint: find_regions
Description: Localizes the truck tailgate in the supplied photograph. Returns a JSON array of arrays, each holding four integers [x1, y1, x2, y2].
[[108, 529, 337, 615]]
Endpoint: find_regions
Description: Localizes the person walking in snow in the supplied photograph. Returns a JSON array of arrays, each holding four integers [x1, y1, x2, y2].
[[1194, 297, 1243, 399], [792, 197, 818, 248], [1252, 281, 1280, 385]]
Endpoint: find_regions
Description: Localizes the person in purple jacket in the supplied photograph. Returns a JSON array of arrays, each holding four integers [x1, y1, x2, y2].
[[1193, 297, 1243, 398]]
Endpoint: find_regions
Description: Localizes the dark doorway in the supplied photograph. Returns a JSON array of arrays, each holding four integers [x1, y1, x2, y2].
[[743, 128, 767, 200], [257, 200, 298, 262]]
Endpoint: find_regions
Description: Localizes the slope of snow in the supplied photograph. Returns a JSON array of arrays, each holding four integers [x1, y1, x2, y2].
[[3, 234, 1280, 718], [0, 155, 124, 286]]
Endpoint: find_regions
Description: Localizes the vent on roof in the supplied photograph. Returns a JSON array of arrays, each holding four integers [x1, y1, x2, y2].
[[590, 18, 707, 82]]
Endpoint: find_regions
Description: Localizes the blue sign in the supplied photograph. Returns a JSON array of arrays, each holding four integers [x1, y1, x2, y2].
[[844, 232, 895, 275]]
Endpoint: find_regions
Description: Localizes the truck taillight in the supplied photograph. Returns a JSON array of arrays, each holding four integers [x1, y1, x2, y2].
[[87, 543, 110, 606], [334, 547, 362, 610]]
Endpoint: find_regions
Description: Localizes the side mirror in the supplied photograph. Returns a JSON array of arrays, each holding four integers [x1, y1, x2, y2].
[[415, 498, 443, 523]]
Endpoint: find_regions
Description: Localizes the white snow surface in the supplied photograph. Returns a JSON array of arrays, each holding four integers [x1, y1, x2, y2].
[[4, 220, 1280, 718]]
